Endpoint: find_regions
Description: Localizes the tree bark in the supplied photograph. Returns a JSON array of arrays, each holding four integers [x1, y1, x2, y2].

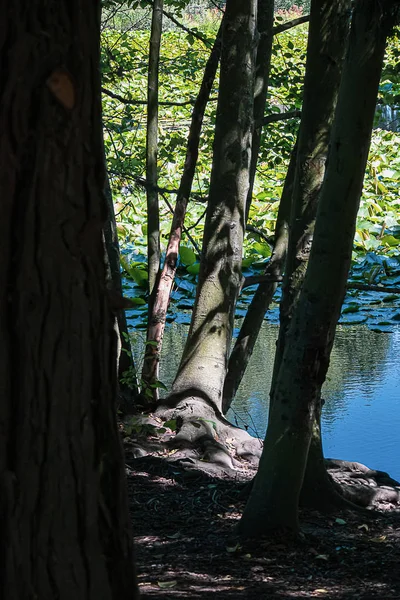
[[222, 141, 296, 412], [271, 0, 351, 392], [103, 174, 139, 414], [146, 0, 163, 295], [238, 0, 398, 538], [268, 0, 351, 506], [0, 2, 138, 597], [169, 0, 258, 414], [141, 19, 223, 406], [245, 0, 274, 223]]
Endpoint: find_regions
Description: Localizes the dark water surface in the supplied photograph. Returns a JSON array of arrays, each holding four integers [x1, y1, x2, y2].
[[132, 323, 400, 481]]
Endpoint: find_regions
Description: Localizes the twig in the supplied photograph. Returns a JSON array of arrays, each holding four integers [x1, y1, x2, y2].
[[246, 224, 274, 246], [160, 192, 202, 256], [102, 86, 198, 107], [162, 9, 212, 47]]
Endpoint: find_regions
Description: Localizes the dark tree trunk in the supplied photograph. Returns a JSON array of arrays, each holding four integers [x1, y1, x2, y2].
[[0, 2, 138, 597], [268, 0, 351, 506], [222, 141, 296, 412], [245, 0, 274, 223], [104, 175, 139, 414], [146, 0, 163, 294], [238, 0, 398, 538], [271, 0, 351, 391]]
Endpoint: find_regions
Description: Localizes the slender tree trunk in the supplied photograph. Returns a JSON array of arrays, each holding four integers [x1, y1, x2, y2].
[[146, 0, 163, 294], [222, 141, 296, 412], [267, 0, 352, 506], [245, 0, 274, 223], [141, 20, 223, 405], [104, 174, 139, 413], [271, 0, 351, 392], [220, 0, 276, 412], [238, 0, 398, 538], [0, 2, 138, 597], [169, 0, 257, 414]]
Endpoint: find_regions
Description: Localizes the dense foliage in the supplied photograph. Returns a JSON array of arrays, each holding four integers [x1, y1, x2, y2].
[[101, 13, 400, 332]]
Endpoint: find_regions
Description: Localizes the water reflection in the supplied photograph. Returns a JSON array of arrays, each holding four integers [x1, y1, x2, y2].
[[130, 321, 400, 481]]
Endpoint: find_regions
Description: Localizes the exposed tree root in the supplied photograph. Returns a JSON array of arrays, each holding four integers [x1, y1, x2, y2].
[[155, 397, 263, 472], [123, 397, 262, 477], [122, 409, 400, 511], [326, 459, 400, 510]]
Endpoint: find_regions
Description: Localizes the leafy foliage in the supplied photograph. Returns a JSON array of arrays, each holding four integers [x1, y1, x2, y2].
[[101, 12, 400, 332]]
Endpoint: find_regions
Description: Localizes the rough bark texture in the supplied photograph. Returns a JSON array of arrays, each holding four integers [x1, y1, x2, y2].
[[245, 0, 274, 223], [146, 0, 163, 294], [169, 0, 258, 413], [0, 2, 138, 598], [141, 21, 223, 405], [268, 0, 351, 507], [271, 0, 351, 390], [238, 0, 397, 539], [222, 141, 296, 412]]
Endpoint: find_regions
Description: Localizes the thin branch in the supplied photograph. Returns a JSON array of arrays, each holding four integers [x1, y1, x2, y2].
[[347, 282, 400, 294], [273, 15, 310, 36], [246, 224, 274, 246], [185, 207, 207, 232], [102, 87, 199, 107], [162, 9, 212, 47], [241, 275, 283, 291], [160, 192, 202, 256], [108, 170, 209, 204], [259, 110, 301, 128]]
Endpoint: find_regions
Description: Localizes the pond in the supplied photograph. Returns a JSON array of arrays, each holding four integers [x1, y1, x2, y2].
[[131, 322, 400, 482]]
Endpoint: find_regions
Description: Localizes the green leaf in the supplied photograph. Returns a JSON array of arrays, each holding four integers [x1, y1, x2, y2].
[[179, 246, 196, 266], [342, 304, 359, 314], [186, 262, 200, 275]]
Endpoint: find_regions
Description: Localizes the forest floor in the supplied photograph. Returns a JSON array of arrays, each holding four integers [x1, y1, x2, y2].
[[126, 448, 400, 599]]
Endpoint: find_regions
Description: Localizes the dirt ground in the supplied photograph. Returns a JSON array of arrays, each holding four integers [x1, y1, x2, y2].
[[126, 453, 400, 599]]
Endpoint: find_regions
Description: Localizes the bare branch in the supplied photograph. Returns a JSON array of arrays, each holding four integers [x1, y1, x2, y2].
[[259, 110, 301, 128], [273, 15, 310, 36], [162, 9, 212, 47], [160, 192, 202, 256], [246, 224, 274, 246], [102, 86, 198, 107], [347, 282, 400, 294]]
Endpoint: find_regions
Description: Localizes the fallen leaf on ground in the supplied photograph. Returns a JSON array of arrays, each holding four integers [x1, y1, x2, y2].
[[157, 581, 177, 589]]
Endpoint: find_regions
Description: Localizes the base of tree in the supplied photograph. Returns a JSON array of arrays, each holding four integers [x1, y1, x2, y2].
[[122, 409, 400, 512], [124, 397, 262, 477]]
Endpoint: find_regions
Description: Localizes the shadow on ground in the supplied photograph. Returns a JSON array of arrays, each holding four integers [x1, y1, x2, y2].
[[126, 455, 400, 599]]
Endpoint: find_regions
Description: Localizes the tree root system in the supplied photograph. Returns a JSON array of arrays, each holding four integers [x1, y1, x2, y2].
[[122, 409, 400, 511]]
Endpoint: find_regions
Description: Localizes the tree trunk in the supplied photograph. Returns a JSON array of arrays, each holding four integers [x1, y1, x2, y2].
[[245, 0, 274, 223], [103, 174, 139, 414], [146, 0, 163, 295], [0, 2, 138, 597], [141, 19, 223, 406], [221, 0, 277, 412], [169, 0, 257, 413], [268, 0, 351, 506], [271, 0, 351, 392], [222, 140, 296, 412], [238, 0, 398, 539]]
